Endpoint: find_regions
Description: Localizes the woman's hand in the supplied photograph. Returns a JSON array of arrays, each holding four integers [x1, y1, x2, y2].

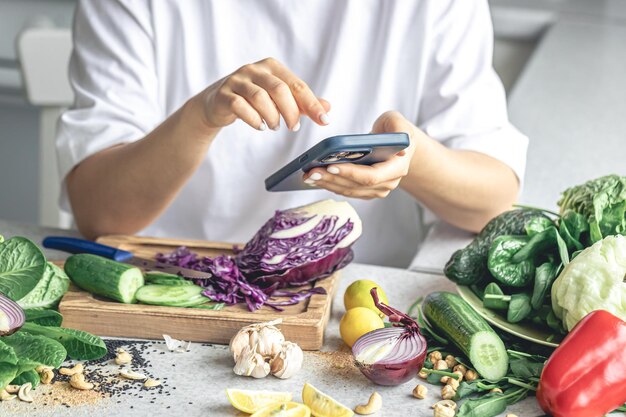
[[303, 111, 418, 199], [199, 57, 330, 132]]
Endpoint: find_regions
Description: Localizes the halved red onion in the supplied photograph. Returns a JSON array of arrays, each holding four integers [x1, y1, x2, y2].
[[0, 293, 25, 336], [352, 288, 427, 386]]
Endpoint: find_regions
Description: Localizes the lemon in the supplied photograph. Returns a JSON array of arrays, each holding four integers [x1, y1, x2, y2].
[[343, 279, 388, 317], [226, 389, 293, 414], [339, 307, 384, 348], [302, 383, 353, 417], [251, 402, 311, 417]]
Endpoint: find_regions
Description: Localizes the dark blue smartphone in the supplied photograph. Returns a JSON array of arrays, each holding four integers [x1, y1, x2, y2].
[[265, 132, 410, 192]]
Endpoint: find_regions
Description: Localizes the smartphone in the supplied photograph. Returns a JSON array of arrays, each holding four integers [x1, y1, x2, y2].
[[265, 132, 410, 192]]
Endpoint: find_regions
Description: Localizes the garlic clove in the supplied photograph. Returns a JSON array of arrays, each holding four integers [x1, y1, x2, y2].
[[257, 326, 285, 358], [270, 341, 303, 379]]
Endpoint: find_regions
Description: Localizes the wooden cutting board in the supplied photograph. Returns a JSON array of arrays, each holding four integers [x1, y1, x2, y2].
[[58, 235, 340, 350]]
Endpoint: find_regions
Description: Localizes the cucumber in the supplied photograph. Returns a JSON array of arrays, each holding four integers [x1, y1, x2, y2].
[[423, 291, 508, 381], [64, 254, 144, 304], [135, 284, 208, 307], [144, 272, 194, 286]]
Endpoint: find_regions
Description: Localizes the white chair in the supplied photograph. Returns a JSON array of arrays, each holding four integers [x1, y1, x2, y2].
[[16, 24, 73, 228]]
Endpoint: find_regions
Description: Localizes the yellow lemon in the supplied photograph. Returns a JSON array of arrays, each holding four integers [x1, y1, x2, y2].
[[302, 383, 353, 417], [343, 279, 388, 317], [339, 307, 384, 348], [251, 402, 311, 417], [226, 389, 293, 414]]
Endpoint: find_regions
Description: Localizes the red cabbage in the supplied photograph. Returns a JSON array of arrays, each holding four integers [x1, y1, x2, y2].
[[236, 200, 362, 288], [155, 200, 361, 311]]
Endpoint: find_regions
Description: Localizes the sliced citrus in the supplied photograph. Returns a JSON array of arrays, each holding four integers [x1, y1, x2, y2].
[[226, 388, 293, 414], [251, 402, 311, 417], [302, 383, 354, 417]]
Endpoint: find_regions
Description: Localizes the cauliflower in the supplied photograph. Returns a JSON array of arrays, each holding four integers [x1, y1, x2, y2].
[[552, 235, 626, 331]]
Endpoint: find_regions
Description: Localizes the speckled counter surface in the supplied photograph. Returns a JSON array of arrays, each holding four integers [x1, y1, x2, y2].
[[1, 215, 545, 416]]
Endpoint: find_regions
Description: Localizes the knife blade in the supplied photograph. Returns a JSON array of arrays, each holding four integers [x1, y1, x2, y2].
[[42, 236, 212, 280]]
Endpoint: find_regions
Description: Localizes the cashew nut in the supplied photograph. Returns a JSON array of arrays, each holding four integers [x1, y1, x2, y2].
[[4, 385, 20, 394], [413, 384, 428, 399], [37, 367, 54, 385], [59, 363, 84, 376], [0, 389, 16, 401], [354, 392, 382, 415], [144, 379, 161, 388], [18, 383, 33, 403], [119, 369, 147, 380], [115, 348, 133, 365], [490, 388, 503, 394], [70, 373, 94, 390]]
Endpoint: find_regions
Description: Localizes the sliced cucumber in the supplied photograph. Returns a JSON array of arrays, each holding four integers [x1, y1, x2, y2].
[[64, 254, 144, 304], [423, 291, 509, 381], [144, 272, 194, 286], [135, 284, 208, 307]]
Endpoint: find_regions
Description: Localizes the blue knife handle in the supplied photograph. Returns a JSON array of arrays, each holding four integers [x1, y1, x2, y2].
[[42, 236, 134, 262]]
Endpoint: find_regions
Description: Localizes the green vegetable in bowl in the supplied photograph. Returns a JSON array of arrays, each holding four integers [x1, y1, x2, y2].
[[487, 236, 535, 288], [444, 209, 552, 286], [558, 174, 626, 243], [552, 235, 626, 331]]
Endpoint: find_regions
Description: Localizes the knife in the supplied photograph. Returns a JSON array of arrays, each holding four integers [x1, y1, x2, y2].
[[42, 236, 212, 280]]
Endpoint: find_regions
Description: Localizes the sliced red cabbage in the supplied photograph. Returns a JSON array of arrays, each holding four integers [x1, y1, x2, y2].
[[155, 199, 361, 311]]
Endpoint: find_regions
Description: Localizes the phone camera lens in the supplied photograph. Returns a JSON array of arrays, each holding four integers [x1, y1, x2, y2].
[[345, 152, 366, 160]]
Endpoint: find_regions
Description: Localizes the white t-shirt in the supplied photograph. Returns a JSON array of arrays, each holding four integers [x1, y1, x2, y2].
[[57, 0, 528, 268]]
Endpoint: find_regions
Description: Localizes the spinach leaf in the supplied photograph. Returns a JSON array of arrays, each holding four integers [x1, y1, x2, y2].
[[21, 322, 106, 360], [11, 369, 40, 388], [456, 392, 507, 417], [509, 357, 544, 379], [454, 381, 482, 400], [488, 236, 535, 288], [483, 283, 509, 310], [507, 293, 532, 323], [0, 237, 46, 300], [18, 262, 70, 309], [531, 262, 559, 310], [524, 217, 555, 236], [1, 332, 66, 373], [24, 309, 63, 327]]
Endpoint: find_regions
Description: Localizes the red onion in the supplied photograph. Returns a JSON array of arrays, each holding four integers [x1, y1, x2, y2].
[[0, 293, 25, 336], [352, 288, 427, 386]]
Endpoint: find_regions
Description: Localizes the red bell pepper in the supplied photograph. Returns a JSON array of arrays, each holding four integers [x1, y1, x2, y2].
[[537, 310, 626, 417]]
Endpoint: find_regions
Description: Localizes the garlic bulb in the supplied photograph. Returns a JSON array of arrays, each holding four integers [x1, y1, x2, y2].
[[270, 341, 303, 379], [229, 319, 284, 362]]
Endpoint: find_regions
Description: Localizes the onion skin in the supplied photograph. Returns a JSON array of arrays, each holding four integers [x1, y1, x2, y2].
[[0, 293, 26, 336]]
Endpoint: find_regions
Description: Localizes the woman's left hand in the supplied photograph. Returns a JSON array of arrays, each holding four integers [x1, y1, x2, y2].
[[303, 111, 417, 199]]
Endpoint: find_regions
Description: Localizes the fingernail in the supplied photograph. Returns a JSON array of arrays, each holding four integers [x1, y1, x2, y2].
[[309, 172, 322, 181], [304, 178, 315, 185], [271, 123, 280, 131], [327, 166, 340, 175], [320, 113, 330, 125], [259, 121, 268, 131], [292, 121, 301, 132]]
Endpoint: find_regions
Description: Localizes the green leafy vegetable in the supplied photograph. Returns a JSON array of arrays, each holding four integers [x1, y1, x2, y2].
[[0, 341, 19, 390], [17, 262, 70, 309], [558, 174, 626, 243], [524, 216, 555, 236], [506, 293, 532, 323], [487, 236, 535, 288], [1, 332, 66, 373], [24, 309, 63, 327], [21, 322, 107, 360], [0, 237, 46, 300], [11, 369, 40, 388], [482, 283, 508, 310], [530, 262, 559, 310], [456, 388, 528, 417]]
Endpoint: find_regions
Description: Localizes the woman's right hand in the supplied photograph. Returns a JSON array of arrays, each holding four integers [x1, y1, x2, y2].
[[198, 57, 331, 132]]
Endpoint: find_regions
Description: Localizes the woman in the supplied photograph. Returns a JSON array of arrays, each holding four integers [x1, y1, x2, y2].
[[57, 0, 527, 267]]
